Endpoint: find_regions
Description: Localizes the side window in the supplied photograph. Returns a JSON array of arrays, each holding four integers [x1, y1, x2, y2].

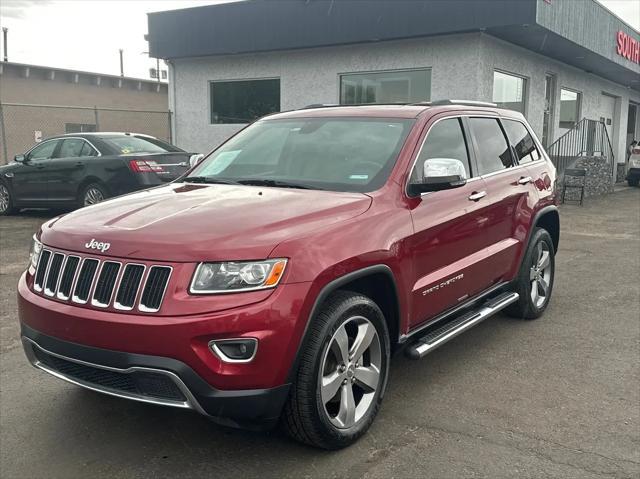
[[502, 120, 540, 164], [27, 141, 58, 160], [468, 118, 513, 175], [80, 142, 99, 157], [411, 118, 471, 182], [57, 138, 85, 158]]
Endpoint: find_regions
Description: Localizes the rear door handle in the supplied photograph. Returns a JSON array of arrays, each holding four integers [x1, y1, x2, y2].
[[468, 191, 487, 201], [518, 176, 533, 185]]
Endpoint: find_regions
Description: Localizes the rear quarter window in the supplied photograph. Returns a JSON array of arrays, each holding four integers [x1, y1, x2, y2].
[[502, 120, 540, 164]]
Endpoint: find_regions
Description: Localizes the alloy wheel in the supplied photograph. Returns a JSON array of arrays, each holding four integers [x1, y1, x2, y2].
[[0, 185, 10, 213], [529, 241, 552, 308], [84, 187, 104, 206], [320, 316, 382, 429]]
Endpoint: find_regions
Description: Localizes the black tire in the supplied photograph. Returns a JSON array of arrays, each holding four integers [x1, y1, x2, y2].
[[78, 182, 108, 208], [0, 181, 18, 216], [506, 228, 555, 320], [628, 178, 639, 187], [282, 290, 390, 449]]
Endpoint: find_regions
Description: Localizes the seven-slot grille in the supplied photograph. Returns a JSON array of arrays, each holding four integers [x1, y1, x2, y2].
[[33, 249, 171, 313]]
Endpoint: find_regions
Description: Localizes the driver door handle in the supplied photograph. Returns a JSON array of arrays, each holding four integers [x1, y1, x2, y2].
[[518, 176, 533, 185], [468, 190, 487, 202]]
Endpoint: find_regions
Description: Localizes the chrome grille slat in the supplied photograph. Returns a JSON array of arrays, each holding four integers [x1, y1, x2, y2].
[[139, 266, 172, 313], [33, 248, 172, 313], [44, 253, 65, 297], [72, 259, 100, 304], [114, 264, 145, 311], [57, 256, 80, 300], [91, 261, 121, 308], [34, 250, 52, 292]]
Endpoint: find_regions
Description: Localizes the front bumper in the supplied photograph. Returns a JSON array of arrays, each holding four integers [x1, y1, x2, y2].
[[21, 324, 290, 429]]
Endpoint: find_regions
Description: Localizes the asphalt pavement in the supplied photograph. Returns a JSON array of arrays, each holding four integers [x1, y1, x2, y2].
[[1, 188, 639, 478]]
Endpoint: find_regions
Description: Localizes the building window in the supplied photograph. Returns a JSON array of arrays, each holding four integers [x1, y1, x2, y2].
[[492, 71, 526, 114], [65, 123, 96, 133], [340, 69, 431, 105], [559, 89, 581, 129], [210, 79, 280, 124]]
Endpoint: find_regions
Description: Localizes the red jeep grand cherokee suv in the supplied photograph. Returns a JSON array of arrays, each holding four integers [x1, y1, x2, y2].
[[18, 101, 559, 449]]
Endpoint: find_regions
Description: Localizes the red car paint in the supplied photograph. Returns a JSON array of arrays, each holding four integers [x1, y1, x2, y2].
[[18, 104, 557, 413]]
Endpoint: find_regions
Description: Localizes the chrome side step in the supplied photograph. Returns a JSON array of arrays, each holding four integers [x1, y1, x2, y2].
[[405, 292, 519, 360]]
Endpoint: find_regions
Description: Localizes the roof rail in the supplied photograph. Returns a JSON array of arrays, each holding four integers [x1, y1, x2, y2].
[[299, 102, 412, 110], [426, 99, 498, 107]]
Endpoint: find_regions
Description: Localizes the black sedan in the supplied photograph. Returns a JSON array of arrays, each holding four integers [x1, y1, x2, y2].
[[0, 132, 197, 215]]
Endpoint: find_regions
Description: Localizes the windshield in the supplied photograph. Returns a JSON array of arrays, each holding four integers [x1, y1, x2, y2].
[[102, 136, 181, 155], [186, 118, 414, 192]]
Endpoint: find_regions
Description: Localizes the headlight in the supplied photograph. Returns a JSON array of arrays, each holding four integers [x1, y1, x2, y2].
[[190, 259, 287, 294], [28, 235, 43, 274]]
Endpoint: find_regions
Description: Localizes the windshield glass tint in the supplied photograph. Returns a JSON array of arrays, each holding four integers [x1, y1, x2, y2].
[[188, 118, 414, 192], [103, 136, 171, 154]]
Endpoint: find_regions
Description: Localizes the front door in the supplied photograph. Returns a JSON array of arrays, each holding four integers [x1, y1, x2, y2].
[[12, 139, 60, 203], [407, 116, 492, 328]]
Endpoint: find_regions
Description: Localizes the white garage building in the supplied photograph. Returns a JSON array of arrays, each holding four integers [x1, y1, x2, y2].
[[147, 0, 640, 173]]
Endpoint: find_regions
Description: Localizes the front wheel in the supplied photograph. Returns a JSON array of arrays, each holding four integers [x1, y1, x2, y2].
[[282, 291, 390, 449], [506, 228, 556, 320], [0, 182, 18, 216]]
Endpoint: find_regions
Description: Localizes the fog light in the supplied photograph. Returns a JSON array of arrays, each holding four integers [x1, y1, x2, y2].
[[209, 338, 258, 363]]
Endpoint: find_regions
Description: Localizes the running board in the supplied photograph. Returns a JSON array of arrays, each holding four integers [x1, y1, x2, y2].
[[405, 292, 519, 360]]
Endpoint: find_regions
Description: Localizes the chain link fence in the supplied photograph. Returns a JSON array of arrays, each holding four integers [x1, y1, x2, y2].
[[0, 102, 172, 164]]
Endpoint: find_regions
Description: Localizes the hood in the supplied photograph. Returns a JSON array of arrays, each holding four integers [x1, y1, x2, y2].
[[41, 183, 372, 262]]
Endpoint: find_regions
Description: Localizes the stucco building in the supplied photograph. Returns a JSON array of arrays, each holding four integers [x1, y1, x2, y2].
[[147, 0, 640, 172]]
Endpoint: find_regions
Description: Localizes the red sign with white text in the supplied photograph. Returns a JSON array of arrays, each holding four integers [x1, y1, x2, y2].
[[616, 31, 640, 64]]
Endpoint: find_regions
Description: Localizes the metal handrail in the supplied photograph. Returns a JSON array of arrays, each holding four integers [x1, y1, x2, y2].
[[547, 118, 615, 176]]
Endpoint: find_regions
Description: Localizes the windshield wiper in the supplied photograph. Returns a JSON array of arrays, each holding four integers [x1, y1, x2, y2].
[[237, 178, 321, 190], [181, 176, 241, 185]]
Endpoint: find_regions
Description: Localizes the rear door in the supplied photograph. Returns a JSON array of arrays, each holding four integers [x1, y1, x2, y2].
[[467, 116, 536, 284], [12, 139, 61, 202], [47, 138, 99, 202], [407, 116, 492, 327]]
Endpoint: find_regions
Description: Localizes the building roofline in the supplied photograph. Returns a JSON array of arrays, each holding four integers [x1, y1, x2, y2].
[[0, 60, 167, 85], [591, 0, 639, 35]]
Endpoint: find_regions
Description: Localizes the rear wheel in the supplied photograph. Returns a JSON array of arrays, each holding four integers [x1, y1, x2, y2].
[[282, 291, 390, 449], [506, 228, 555, 320], [79, 183, 108, 208], [0, 182, 18, 216]]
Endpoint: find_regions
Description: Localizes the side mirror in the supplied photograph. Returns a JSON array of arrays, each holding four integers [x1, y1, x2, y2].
[[409, 158, 467, 195], [14, 154, 25, 163], [189, 153, 205, 168]]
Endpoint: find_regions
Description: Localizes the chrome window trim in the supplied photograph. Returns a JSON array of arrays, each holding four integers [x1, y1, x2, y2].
[[209, 338, 259, 364], [138, 265, 173, 313], [44, 252, 65, 297], [113, 263, 146, 311], [33, 249, 52, 292], [404, 115, 475, 197], [91, 261, 123, 308], [22, 336, 207, 415], [56, 255, 81, 301], [71, 257, 100, 305]]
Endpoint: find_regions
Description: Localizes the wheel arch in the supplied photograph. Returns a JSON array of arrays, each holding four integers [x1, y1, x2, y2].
[[286, 265, 401, 383], [533, 206, 560, 254], [77, 176, 110, 199]]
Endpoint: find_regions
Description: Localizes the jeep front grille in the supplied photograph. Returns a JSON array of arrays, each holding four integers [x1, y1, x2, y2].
[[33, 249, 172, 313]]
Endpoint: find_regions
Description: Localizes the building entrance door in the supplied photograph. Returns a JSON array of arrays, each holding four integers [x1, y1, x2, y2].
[[542, 74, 556, 147]]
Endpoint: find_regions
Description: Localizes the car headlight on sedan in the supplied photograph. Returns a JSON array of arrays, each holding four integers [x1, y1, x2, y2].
[[190, 259, 287, 294], [28, 235, 43, 274]]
